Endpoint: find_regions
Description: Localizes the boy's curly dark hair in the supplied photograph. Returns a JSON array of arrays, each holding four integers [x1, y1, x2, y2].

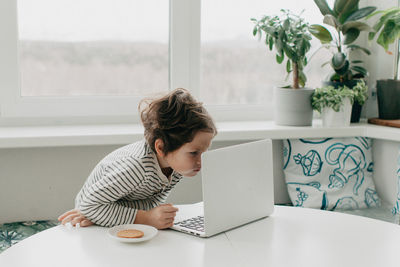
[[139, 88, 217, 155]]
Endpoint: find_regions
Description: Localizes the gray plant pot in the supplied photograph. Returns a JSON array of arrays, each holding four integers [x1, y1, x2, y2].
[[376, 79, 400, 120], [273, 87, 314, 126]]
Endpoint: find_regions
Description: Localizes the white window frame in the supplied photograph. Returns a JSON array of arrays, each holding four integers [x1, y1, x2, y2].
[[0, 0, 272, 126]]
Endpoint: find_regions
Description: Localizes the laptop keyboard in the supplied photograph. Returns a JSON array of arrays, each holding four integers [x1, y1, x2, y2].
[[174, 215, 204, 232]]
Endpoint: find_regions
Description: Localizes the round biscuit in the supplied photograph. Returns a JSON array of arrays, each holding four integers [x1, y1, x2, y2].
[[117, 229, 144, 238]]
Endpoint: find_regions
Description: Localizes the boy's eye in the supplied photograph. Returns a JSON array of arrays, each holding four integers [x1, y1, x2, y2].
[[190, 151, 199, 156]]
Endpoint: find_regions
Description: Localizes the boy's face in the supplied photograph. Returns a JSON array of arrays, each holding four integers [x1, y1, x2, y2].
[[159, 131, 214, 177]]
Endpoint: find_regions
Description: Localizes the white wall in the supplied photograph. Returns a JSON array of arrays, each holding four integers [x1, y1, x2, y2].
[[0, 145, 120, 223]]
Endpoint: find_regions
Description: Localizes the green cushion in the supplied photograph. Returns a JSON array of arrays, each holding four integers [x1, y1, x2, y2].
[[0, 220, 58, 253]]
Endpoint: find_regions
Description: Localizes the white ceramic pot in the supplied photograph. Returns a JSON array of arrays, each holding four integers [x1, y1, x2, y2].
[[321, 97, 352, 127], [274, 87, 315, 126]]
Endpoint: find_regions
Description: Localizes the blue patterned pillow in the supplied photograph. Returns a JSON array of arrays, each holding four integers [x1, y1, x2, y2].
[[392, 145, 400, 215], [283, 137, 380, 210]]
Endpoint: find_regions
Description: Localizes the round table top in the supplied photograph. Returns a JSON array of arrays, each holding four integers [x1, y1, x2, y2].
[[1, 206, 399, 267]]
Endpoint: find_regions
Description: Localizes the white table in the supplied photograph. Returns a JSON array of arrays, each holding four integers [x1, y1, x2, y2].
[[1, 206, 399, 267]]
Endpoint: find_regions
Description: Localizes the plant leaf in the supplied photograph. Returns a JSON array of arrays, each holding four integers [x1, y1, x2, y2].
[[283, 18, 290, 30], [334, 0, 359, 23], [368, 9, 400, 41], [275, 38, 283, 55], [342, 21, 373, 33], [345, 6, 377, 22], [347, 44, 371, 55], [286, 60, 292, 73], [377, 20, 400, 51], [314, 0, 334, 16], [351, 65, 368, 77], [269, 36, 274, 50], [276, 53, 285, 64], [323, 14, 339, 28], [283, 44, 297, 62], [253, 26, 258, 36], [331, 52, 347, 69], [310, 24, 333, 43], [332, 57, 349, 75], [343, 28, 360, 44], [299, 70, 307, 87], [366, 9, 386, 20], [368, 31, 377, 41]]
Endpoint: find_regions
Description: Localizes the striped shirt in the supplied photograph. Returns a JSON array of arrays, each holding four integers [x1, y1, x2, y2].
[[75, 140, 183, 227]]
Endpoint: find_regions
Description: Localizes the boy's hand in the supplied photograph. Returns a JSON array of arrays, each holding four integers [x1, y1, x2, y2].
[[58, 209, 94, 227], [137, 204, 178, 229]]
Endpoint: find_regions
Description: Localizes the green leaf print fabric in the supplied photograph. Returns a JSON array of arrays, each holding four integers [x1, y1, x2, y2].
[[0, 220, 58, 253]]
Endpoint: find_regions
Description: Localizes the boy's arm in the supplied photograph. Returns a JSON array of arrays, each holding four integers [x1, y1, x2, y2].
[[76, 162, 178, 228], [77, 183, 141, 227], [58, 205, 177, 229], [135, 204, 178, 229]]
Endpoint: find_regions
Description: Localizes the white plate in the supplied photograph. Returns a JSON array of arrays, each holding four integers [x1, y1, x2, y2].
[[108, 224, 158, 243]]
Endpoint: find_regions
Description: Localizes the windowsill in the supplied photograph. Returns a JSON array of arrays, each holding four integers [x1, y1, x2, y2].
[[0, 120, 399, 148]]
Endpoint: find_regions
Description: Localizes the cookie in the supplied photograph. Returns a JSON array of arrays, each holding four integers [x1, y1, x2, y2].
[[117, 229, 144, 238]]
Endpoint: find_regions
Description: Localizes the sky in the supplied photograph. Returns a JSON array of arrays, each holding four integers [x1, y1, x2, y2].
[[17, 0, 169, 42], [18, 0, 333, 43], [201, 0, 332, 43]]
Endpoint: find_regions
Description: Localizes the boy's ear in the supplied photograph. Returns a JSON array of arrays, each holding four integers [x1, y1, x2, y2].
[[154, 139, 165, 157]]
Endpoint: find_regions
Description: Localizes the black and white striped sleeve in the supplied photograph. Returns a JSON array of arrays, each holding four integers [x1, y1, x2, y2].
[[76, 158, 153, 227]]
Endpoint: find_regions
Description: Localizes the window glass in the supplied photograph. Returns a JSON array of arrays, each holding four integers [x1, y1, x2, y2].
[[201, 0, 333, 105], [17, 0, 169, 97]]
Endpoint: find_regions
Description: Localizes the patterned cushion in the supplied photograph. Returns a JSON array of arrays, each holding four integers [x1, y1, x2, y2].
[[283, 137, 380, 210], [393, 145, 400, 215], [338, 200, 399, 224], [0, 220, 58, 253]]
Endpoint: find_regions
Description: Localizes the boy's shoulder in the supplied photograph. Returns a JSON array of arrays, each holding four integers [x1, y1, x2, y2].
[[95, 140, 166, 184], [100, 140, 155, 168]]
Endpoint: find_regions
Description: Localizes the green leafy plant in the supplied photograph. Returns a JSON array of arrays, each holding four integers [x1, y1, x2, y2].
[[310, 0, 376, 82], [367, 7, 400, 80], [251, 9, 312, 89], [351, 79, 368, 105], [311, 80, 368, 113], [312, 85, 354, 113]]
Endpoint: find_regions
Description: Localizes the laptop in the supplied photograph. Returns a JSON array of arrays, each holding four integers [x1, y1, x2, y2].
[[170, 139, 274, 237]]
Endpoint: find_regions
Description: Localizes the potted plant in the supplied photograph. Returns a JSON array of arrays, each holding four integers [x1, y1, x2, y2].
[[312, 80, 368, 127], [310, 0, 377, 122], [251, 9, 314, 126], [367, 7, 400, 119]]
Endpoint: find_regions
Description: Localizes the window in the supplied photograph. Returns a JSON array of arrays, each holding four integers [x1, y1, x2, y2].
[[18, 0, 169, 97], [200, 0, 332, 106], [0, 0, 171, 123], [1, 0, 377, 124]]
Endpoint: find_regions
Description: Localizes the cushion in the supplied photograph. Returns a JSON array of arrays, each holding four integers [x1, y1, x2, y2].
[[283, 137, 380, 210], [0, 220, 58, 253], [338, 200, 399, 224], [392, 144, 400, 215]]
